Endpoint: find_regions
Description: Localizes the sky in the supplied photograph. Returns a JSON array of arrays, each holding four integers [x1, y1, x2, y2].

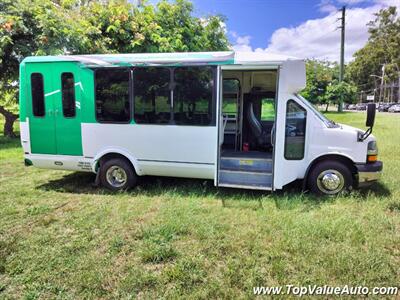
[[148, 0, 400, 62]]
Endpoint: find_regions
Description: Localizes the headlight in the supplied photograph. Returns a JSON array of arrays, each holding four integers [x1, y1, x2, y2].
[[367, 141, 378, 155], [367, 140, 378, 162]]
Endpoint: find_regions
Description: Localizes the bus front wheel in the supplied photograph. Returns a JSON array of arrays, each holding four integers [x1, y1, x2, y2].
[[100, 158, 137, 191], [307, 161, 353, 196]]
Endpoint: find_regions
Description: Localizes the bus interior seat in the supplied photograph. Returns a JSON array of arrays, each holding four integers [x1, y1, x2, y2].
[[246, 101, 272, 149]]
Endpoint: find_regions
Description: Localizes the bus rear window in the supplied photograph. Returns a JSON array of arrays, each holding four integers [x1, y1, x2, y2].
[[31, 73, 45, 117], [61, 72, 76, 118]]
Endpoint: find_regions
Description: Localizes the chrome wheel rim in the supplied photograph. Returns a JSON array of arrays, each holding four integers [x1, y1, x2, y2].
[[106, 166, 127, 188], [317, 169, 344, 195]]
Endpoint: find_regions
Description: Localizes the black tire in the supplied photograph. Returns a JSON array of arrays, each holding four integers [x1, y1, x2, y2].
[[99, 158, 137, 191], [307, 160, 353, 196]]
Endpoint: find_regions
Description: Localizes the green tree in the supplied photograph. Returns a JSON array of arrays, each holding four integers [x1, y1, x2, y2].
[[0, 0, 229, 137], [80, 0, 228, 54], [347, 6, 400, 96], [325, 81, 358, 111], [301, 59, 339, 104]]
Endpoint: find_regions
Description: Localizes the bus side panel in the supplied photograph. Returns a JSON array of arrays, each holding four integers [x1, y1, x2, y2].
[[81, 123, 216, 179]]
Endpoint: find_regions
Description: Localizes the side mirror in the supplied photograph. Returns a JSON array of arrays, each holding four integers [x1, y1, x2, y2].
[[366, 103, 376, 128], [359, 103, 376, 141]]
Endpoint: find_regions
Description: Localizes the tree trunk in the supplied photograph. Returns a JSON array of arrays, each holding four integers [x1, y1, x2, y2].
[[325, 102, 330, 112], [0, 105, 18, 138]]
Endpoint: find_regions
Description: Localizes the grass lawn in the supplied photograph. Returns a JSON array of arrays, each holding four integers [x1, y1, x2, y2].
[[0, 112, 399, 299]]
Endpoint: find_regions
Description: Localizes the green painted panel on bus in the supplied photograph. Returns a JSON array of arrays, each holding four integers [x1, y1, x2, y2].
[[79, 67, 97, 124], [52, 62, 83, 156], [25, 63, 57, 154], [24, 62, 84, 155]]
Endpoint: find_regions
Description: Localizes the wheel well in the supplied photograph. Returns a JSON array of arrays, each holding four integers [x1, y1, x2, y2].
[[303, 154, 357, 188], [96, 153, 135, 173]]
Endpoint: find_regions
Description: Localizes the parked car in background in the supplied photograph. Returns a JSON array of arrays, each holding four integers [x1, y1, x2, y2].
[[379, 103, 396, 112], [388, 104, 400, 113], [356, 103, 368, 110], [348, 104, 357, 110]]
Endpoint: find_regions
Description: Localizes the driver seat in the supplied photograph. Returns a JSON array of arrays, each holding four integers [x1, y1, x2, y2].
[[246, 101, 271, 148]]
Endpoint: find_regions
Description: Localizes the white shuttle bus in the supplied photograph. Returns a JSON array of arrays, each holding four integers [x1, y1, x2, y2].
[[19, 51, 382, 195]]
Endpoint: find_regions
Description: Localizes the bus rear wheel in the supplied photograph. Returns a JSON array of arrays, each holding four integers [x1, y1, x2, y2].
[[308, 160, 353, 196], [99, 158, 137, 191]]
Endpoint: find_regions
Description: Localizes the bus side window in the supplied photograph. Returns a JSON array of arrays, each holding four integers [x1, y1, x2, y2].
[[95, 69, 130, 123], [31, 73, 45, 117], [133, 67, 170, 124], [174, 67, 215, 126], [61, 72, 76, 118], [284, 100, 306, 160]]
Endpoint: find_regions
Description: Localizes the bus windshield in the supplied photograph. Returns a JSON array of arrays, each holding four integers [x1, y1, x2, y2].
[[295, 94, 339, 128]]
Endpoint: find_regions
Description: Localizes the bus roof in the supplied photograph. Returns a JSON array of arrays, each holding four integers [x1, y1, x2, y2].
[[22, 51, 302, 67]]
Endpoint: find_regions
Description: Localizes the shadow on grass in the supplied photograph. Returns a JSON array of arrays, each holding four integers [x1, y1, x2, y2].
[[35, 172, 312, 210], [356, 182, 391, 198], [38, 172, 269, 200], [36, 172, 301, 211], [36, 172, 391, 210], [37, 172, 98, 194]]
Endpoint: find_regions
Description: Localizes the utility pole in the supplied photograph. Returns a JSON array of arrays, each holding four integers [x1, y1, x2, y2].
[[390, 81, 394, 103], [380, 65, 385, 103], [337, 6, 346, 112]]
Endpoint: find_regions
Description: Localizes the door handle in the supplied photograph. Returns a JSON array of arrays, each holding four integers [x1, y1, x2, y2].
[[48, 109, 53, 116], [55, 109, 59, 116]]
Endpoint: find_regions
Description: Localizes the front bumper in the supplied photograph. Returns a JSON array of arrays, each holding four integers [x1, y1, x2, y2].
[[355, 161, 383, 187]]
